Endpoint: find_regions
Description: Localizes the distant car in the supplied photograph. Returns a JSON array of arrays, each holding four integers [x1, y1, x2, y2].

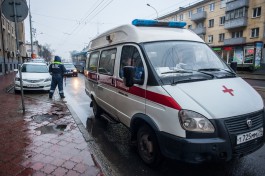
[[74, 65, 84, 73], [14, 62, 51, 93], [63, 63, 78, 77]]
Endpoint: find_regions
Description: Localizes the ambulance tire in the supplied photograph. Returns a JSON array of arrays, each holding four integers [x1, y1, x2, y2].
[[137, 124, 162, 167], [92, 99, 102, 119]]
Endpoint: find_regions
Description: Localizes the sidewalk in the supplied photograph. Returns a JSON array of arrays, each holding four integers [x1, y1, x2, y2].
[[0, 73, 102, 176], [237, 71, 265, 81]]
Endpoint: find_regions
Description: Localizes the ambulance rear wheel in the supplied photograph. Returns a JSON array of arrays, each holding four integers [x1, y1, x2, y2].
[[137, 124, 162, 167], [92, 99, 102, 119]]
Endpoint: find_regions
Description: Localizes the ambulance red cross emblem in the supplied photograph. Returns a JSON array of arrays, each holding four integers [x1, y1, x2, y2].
[[222, 85, 234, 96]]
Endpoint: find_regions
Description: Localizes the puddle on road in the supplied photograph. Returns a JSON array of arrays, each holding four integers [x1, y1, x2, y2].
[[32, 114, 59, 123], [35, 125, 67, 134]]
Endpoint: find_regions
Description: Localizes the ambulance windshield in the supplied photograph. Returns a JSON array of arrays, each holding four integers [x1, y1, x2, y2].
[[144, 41, 234, 82]]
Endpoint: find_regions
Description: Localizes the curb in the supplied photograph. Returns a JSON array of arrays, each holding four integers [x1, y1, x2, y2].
[[66, 104, 119, 176]]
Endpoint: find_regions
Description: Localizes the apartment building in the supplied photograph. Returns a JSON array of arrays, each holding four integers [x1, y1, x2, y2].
[[0, 2, 27, 75], [159, 0, 265, 70]]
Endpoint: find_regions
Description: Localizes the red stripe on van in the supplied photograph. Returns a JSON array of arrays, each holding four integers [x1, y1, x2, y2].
[[127, 85, 182, 110], [91, 77, 182, 110], [146, 90, 182, 110]]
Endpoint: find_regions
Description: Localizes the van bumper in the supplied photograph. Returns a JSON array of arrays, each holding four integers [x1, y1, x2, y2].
[[157, 131, 264, 164]]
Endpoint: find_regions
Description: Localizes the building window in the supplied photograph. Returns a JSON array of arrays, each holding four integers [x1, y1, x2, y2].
[[179, 14, 184, 21], [225, 7, 246, 21], [0, 64, 2, 73], [209, 3, 215, 11], [220, 16, 225, 25], [253, 7, 261, 18], [209, 19, 214, 28], [197, 7, 204, 13], [208, 35, 213, 43], [197, 22, 204, 28], [1, 18, 4, 26], [251, 28, 259, 38], [188, 11, 192, 18], [220, 0, 227, 8], [232, 31, 243, 38], [219, 33, 225, 42]]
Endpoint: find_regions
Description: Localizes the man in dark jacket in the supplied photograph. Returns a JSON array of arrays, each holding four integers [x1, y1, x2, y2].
[[49, 56, 66, 99]]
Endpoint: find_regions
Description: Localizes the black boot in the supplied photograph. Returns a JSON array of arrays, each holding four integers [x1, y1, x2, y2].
[[60, 94, 65, 99]]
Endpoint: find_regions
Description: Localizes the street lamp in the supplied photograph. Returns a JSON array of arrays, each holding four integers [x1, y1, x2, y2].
[[147, 3, 158, 19]]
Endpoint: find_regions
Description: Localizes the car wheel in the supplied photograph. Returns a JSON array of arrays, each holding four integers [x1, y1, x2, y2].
[[92, 99, 102, 119], [137, 124, 162, 167]]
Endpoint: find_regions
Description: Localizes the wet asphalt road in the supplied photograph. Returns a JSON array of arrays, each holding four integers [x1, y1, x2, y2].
[[26, 74, 265, 176]]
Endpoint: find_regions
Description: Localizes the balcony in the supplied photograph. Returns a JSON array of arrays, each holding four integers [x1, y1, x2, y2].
[[191, 11, 207, 22], [224, 17, 247, 29], [224, 37, 246, 45], [191, 27, 206, 35], [226, 0, 249, 12]]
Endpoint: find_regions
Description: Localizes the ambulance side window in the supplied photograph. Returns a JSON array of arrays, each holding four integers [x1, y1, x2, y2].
[[119, 46, 144, 80], [88, 52, 99, 72], [98, 49, 117, 75]]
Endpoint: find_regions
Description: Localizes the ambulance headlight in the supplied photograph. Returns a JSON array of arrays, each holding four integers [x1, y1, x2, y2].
[[179, 110, 215, 133]]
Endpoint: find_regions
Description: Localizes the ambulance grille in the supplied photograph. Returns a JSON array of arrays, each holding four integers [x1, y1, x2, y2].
[[224, 110, 264, 156], [224, 110, 263, 134]]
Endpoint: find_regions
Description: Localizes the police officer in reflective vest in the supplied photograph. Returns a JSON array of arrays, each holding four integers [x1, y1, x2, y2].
[[49, 56, 66, 99]]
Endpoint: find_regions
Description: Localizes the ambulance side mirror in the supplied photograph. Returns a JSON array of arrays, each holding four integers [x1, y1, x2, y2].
[[123, 66, 135, 87]]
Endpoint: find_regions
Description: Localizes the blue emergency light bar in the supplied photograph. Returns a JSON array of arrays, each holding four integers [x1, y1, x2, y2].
[[132, 19, 186, 28]]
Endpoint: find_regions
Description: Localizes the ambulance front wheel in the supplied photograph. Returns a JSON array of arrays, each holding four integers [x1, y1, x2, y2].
[[137, 124, 162, 167], [92, 99, 102, 119]]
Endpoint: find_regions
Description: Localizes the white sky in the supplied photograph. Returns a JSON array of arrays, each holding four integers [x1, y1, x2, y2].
[[24, 0, 199, 60]]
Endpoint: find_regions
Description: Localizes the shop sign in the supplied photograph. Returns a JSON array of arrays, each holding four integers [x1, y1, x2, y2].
[[254, 42, 263, 68], [224, 47, 233, 51], [213, 48, 222, 51]]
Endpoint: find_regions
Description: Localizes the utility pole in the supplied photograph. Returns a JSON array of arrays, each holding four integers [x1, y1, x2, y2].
[[29, 0, 33, 58], [2, 0, 29, 113]]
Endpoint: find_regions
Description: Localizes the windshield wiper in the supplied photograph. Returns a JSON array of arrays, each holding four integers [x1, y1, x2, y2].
[[171, 77, 209, 85], [198, 68, 236, 78], [195, 69, 215, 78], [198, 68, 235, 74], [161, 70, 192, 74]]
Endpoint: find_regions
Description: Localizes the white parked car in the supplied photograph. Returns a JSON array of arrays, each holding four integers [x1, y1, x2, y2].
[[14, 62, 51, 93]]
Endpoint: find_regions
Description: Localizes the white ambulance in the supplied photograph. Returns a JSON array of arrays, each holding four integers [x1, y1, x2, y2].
[[85, 19, 264, 166]]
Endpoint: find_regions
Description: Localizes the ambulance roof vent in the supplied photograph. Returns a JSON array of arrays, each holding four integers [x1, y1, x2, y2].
[[132, 19, 186, 28]]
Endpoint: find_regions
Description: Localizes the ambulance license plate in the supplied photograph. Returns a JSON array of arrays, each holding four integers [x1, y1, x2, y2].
[[236, 127, 263, 145]]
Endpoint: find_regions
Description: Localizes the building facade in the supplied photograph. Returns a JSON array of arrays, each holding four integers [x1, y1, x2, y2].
[[159, 0, 265, 70], [0, 0, 27, 75]]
